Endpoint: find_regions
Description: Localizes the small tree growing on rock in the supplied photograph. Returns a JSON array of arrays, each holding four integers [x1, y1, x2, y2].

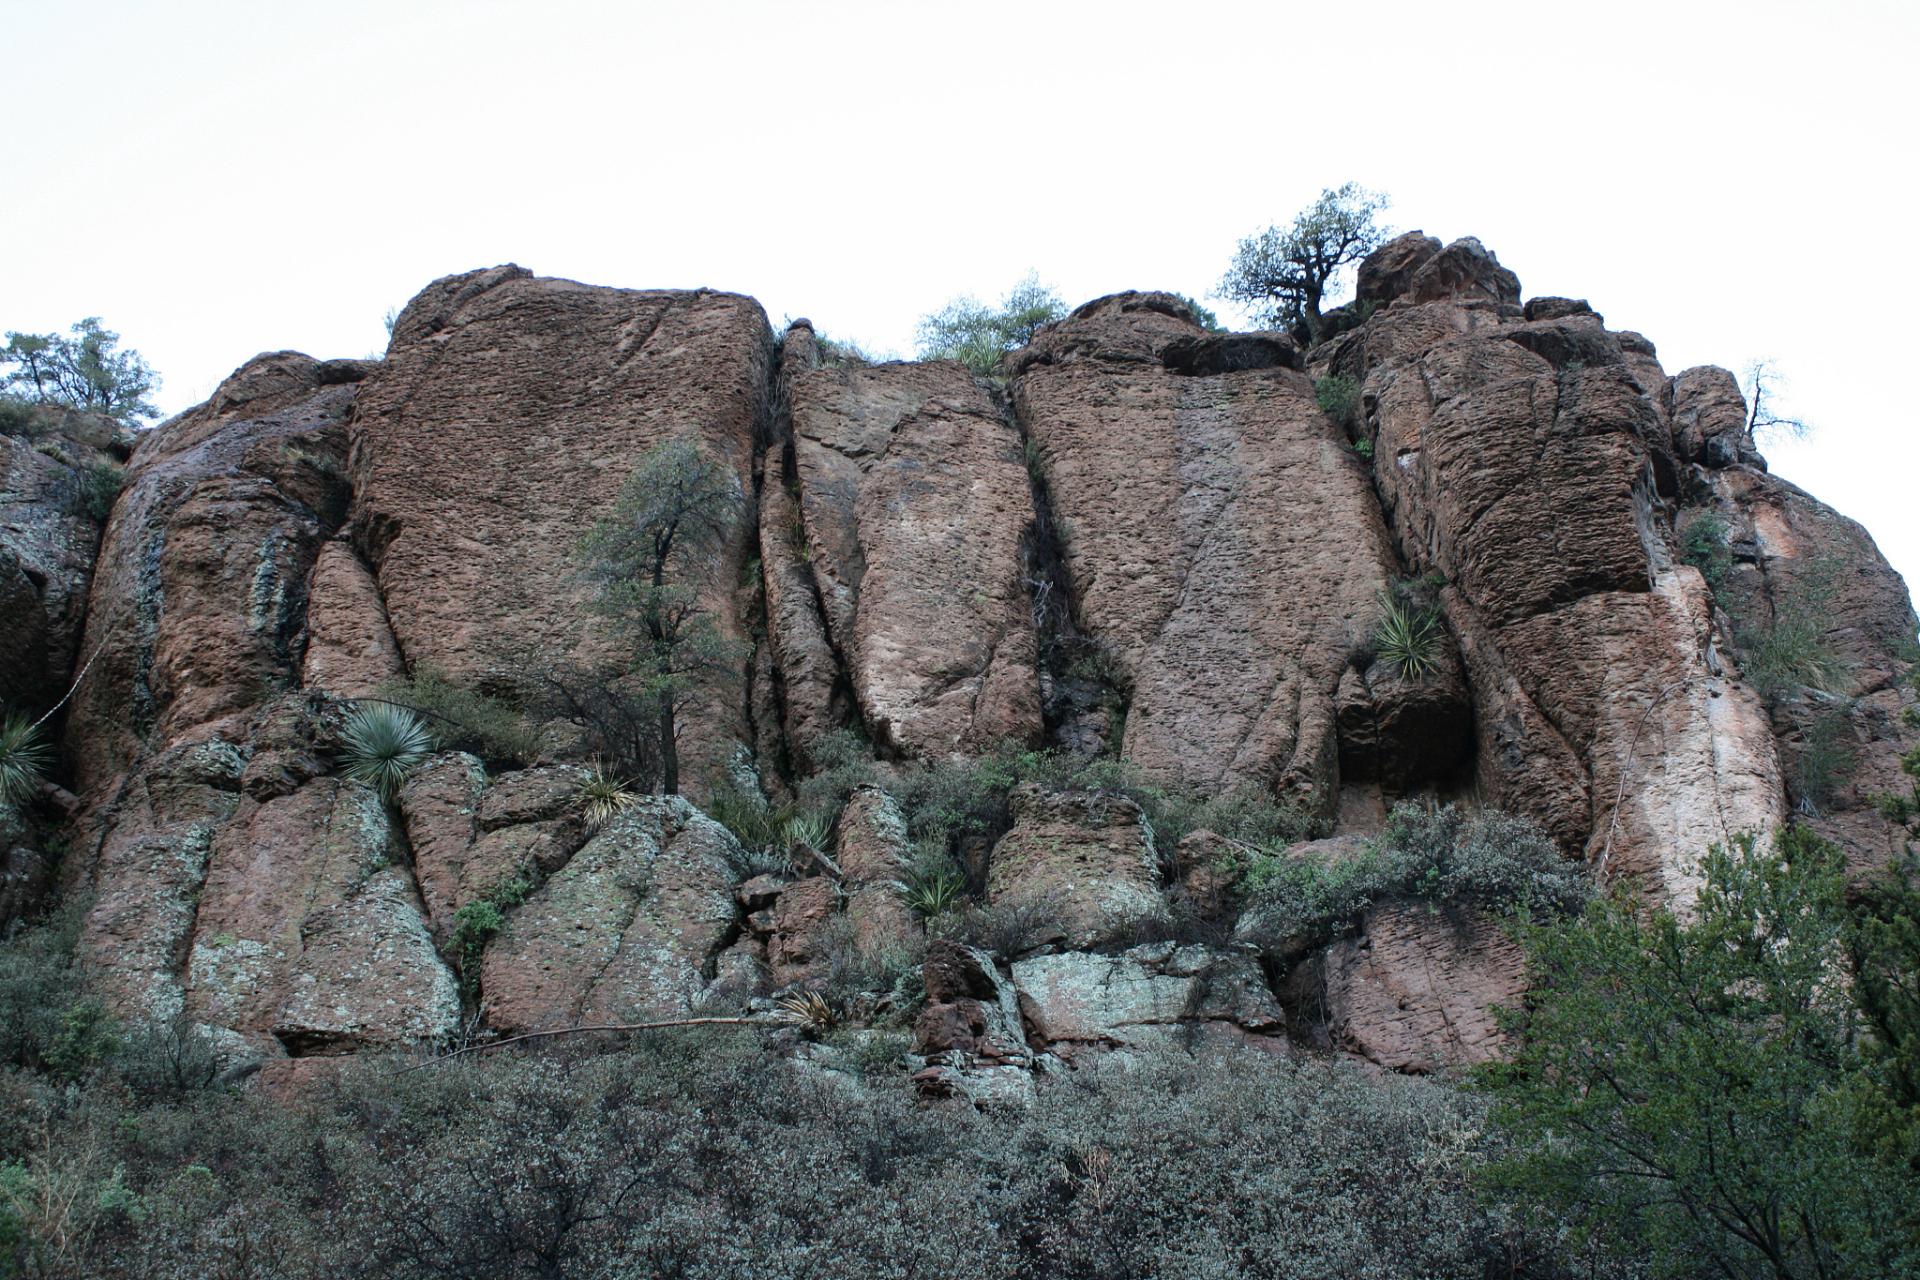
[[1219, 184, 1391, 345], [915, 274, 1066, 376], [577, 437, 742, 795], [2, 319, 159, 424]]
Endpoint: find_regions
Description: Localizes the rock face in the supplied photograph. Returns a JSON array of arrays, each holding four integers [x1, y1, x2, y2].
[[23, 249, 1913, 1080], [478, 799, 742, 1032], [780, 331, 1042, 759], [1346, 250, 1790, 893], [986, 784, 1163, 948], [1012, 292, 1471, 813], [0, 430, 107, 715], [350, 267, 774, 794], [1323, 901, 1525, 1073]]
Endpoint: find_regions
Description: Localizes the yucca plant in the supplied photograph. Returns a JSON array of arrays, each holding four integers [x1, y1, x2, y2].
[[782, 811, 833, 852], [339, 703, 436, 799], [0, 712, 53, 808], [1374, 593, 1442, 681], [575, 764, 640, 823], [904, 864, 965, 916], [773, 991, 838, 1031]]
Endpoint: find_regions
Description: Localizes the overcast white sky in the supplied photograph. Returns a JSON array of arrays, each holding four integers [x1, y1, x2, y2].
[[3, 0, 1915, 600]]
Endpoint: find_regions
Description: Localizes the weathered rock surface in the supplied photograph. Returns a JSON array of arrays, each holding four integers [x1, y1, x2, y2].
[[350, 267, 773, 795], [911, 940, 1037, 1102], [299, 538, 403, 696], [0, 432, 106, 715], [1324, 901, 1526, 1073], [783, 344, 1041, 758], [478, 798, 742, 1032], [1014, 292, 1470, 810], [1011, 943, 1285, 1055], [986, 784, 1163, 948], [1346, 237, 1795, 892]]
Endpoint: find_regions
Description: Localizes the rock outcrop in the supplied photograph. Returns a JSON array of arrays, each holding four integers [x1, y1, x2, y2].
[[778, 328, 1041, 759], [1012, 292, 1471, 815], [15, 247, 1910, 1081]]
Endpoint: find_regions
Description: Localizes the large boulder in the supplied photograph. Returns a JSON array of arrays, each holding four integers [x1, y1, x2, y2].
[[781, 334, 1042, 758], [986, 784, 1163, 949], [1324, 901, 1526, 1073], [1011, 943, 1284, 1056], [478, 798, 742, 1032]]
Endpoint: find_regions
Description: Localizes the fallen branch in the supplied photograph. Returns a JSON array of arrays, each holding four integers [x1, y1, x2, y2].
[[393, 1016, 771, 1074]]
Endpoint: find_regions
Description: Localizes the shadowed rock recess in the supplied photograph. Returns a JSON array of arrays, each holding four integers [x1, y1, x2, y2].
[[14, 245, 1911, 1079]]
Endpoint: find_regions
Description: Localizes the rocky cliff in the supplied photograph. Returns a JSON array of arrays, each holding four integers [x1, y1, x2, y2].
[[4, 235, 1913, 1081]]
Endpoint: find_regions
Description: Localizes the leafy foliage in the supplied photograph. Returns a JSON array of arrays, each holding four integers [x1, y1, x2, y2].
[[1239, 802, 1591, 952], [1682, 510, 1733, 590], [1, 319, 159, 424], [0, 713, 52, 810], [339, 703, 436, 799], [576, 437, 744, 794], [372, 667, 541, 768], [1479, 828, 1920, 1279], [1314, 373, 1360, 434], [915, 274, 1066, 376], [1218, 184, 1391, 344]]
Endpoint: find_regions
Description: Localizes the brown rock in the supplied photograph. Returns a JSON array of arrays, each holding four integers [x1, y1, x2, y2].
[[766, 875, 839, 986], [1404, 236, 1521, 307], [63, 368, 352, 794], [785, 357, 1041, 758], [914, 940, 1032, 1065], [986, 784, 1163, 948], [350, 267, 772, 795], [300, 539, 403, 696], [479, 798, 742, 1032], [1014, 295, 1467, 805], [1356, 232, 1442, 305], [1324, 901, 1526, 1072], [396, 752, 487, 943], [832, 785, 916, 956], [1671, 365, 1763, 469], [182, 777, 455, 1049], [758, 436, 849, 769]]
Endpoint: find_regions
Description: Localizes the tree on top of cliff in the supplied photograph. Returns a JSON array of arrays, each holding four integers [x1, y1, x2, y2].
[[1218, 184, 1391, 345], [576, 437, 742, 795], [1, 319, 159, 425], [915, 274, 1066, 376]]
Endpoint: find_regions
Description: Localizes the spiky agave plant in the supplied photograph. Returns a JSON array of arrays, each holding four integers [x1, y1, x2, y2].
[[1374, 593, 1442, 681], [339, 703, 436, 799], [0, 712, 53, 808], [576, 764, 640, 823], [782, 811, 833, 852]]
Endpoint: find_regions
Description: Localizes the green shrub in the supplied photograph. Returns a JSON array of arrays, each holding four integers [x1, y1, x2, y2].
[[116, 1013, 220, 1097], [1681, 509, 1732, 589], [1241, 802, 1591, 953], [0, 899, 88, 1070], [573, 764, 638, 823], [927, 892, 1068, 959], [64, 461, 125, 522], [915, 275, 1066, 376], [0, 713, 52, 810], [1314, 373, 1360, 433], [1480, 828, 1920, 1279], [371, 667, 541, 768], [338, 703, 436, 799]]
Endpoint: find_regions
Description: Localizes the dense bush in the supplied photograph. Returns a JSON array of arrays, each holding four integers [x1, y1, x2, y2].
[[915, 276, 1066, 377], [1481, 827, 1920, 1279], [372, 667, 542, 769], [1238, 802, 1592, 952], [0, 1029, 1622, 1279]]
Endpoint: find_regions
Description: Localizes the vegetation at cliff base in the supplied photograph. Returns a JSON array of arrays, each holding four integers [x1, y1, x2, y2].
[[1480, 827, 1920, 1279]]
